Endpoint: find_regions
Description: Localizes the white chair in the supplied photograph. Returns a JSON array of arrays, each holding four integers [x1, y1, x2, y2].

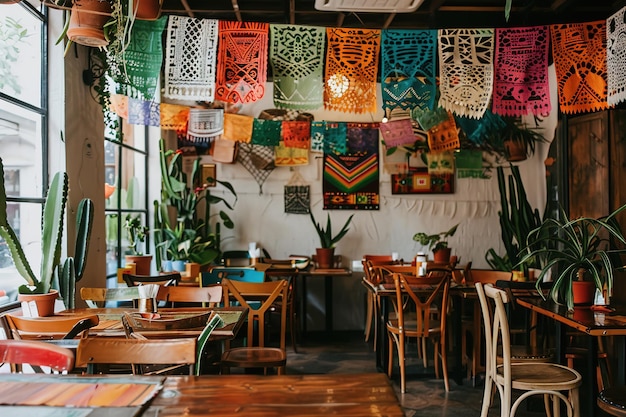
[[475, 282, 582, 417]]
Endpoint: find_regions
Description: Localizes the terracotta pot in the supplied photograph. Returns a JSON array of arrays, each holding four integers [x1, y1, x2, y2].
[[66, 0, 112, 48], [18, 289, 58, 317], [315, 247, 335, 269], [134, 0, 162, 20], [432, 247, 451, 264], [504, 139, 527, 162], [125, 254, 153, 275], [572, 280, 596, 306]]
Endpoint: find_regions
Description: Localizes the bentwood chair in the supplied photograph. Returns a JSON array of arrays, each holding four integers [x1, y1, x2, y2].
[[598, 386, 626, 416], [123, 272, 181, 287], [0, 339, 75, 374], [475, 282, 581, 417], [386, 271, 451, 393], [4, 313, 100, 341], [220, 278, 289, 375]]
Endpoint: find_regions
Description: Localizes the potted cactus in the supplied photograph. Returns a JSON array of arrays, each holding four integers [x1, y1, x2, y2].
[[0, 157, 94, 314]]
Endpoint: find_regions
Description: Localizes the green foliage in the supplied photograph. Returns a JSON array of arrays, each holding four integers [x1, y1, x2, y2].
[[413, 224, 459, 253], [124, 214, 148, 256], [154, 138, 237, 268], [0, 16, 29, 95], [309, 211, 354, 249], [518, 204, 626, 311], [485, 165, 543, 272], [0, 157, 93, 307]]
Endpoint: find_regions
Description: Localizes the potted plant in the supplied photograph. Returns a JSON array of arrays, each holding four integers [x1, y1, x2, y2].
[[487, 116, 547, 162], [0, 157, 94, 314], [123, 213, 152, 275], [153, 139, 237, 271], [412, 224, 459, 263], [518, 204, 626, 311], [309, 211, 354, 269]]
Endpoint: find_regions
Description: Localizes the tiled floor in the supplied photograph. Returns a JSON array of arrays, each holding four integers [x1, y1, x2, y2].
[[287, 331, 565, 417]]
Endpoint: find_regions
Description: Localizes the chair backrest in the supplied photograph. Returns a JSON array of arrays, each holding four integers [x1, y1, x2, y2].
[[474, 282, 512, 383], [221, 250, 252, 267], [221, 278, 288, 349], [363, 259, 402, 285], [0, 339, 74, 373], [156, 285, 223, 307], [195, 312, 225, 376], [75, 336, 197, 375], [5, 313, 100, 340], [363, 254, 394, 262], [201, 268, 265, 286], [467, 269, 512, 284], [80, 287, 145, 308], [391, 272, 451, 337], [123, 272, 181, 287]]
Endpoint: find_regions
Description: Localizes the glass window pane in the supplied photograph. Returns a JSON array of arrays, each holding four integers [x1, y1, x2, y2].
[[0, 5, 42, 107]]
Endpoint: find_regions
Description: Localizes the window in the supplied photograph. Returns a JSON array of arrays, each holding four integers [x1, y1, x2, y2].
[[0, 1, 46, 305]]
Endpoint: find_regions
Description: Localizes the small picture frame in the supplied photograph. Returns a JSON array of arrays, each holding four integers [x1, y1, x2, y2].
[[201, 164, 216, 187]]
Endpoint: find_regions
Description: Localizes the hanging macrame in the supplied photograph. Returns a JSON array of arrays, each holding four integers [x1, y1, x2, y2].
[[284, 169, 310, 214]]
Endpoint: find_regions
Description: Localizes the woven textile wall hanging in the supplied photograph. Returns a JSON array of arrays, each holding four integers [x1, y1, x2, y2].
[[216, 21, 269, 104], [270, 24, 326, 110], [551, 21, 608, 114], [608, 6, 626, 106], [237, 143, 276, 193], [381, 29, 437, 114], [324, 28, 381, 114], [164, 16, 218, 101], [114, 17, 168, 100], [284, 170, 310, 214], [323, 123, 380, 210], [275, 141, 309, 166], [128, 98, 160, 127], [492, 26, 551, 117], [438, 29, 494, 119]]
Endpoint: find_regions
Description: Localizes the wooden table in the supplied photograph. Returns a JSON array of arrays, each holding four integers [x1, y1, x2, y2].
[[55, 306, 247, 341], [299, 267, 353, 335], [0, 372, 404, 416], [517, 297, 626, 416]]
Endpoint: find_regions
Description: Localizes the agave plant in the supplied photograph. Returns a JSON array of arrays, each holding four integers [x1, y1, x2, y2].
[[309, 211, 354, 249], [0, 157, 94, 308]]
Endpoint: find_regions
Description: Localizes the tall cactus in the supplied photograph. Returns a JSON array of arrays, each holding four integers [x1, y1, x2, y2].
[[0, 157, 93, 307], [485, 164, 542, 272]]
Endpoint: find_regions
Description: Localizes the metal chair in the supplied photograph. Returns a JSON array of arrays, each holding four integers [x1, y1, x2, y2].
[[200, 268, 265, 286]]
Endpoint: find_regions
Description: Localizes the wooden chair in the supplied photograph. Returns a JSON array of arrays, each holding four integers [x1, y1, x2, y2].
[[0, 339, 74, 373], [475, 282, 581, 417], [221, 250, 252, 267], [220, 278, 289, 375], [362, 256, 399, 350], [598, 386, 626, 416], [4, 313, 99, 341], [156, 285, 223, 307], [80, 286, 145, 308], [386, 271, 451, 393], [76, 336, 198, 375], [123, 272, 181, 287]]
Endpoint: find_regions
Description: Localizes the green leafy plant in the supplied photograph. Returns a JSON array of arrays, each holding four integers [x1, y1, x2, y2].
[[0, 157, 94, 308], [487, 116, 547, 161], [309, 211, 354, 249], [124, 213, 148, 256], [413, 224, 459, 254], [518, 204, 626, 311], [0, 16, 29, 95], [154, 138, 237, 268], [485, 165, 543, 272]]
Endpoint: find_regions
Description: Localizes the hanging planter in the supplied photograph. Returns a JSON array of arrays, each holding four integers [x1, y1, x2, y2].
[[67, 0, 112, 47], [134, 0, 162, 20]]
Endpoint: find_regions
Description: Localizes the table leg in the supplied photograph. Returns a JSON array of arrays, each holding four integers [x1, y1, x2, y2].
[[377, 295, 389, 372], [325, 275, 333, 332], [301, 275, 308, 340]]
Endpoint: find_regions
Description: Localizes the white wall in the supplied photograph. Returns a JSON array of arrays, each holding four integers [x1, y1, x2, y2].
[[180, 67, 559, 331]]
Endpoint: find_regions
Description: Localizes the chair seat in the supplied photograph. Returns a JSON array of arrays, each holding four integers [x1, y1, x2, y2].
[[497, 345, 554, 362], [495, 362, 582, 391], [386, 318, 441, 337], [221, 347, 287, 368], [598, 386, 626, 416]]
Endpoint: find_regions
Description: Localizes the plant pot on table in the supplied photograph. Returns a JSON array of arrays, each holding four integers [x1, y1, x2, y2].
[[18, 289, 59, 317], [432, 247, 452, 263], [315, 247, 335, 269]]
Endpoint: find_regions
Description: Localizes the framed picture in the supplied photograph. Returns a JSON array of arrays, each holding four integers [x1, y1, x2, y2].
[[201, 164, 216, 187]]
